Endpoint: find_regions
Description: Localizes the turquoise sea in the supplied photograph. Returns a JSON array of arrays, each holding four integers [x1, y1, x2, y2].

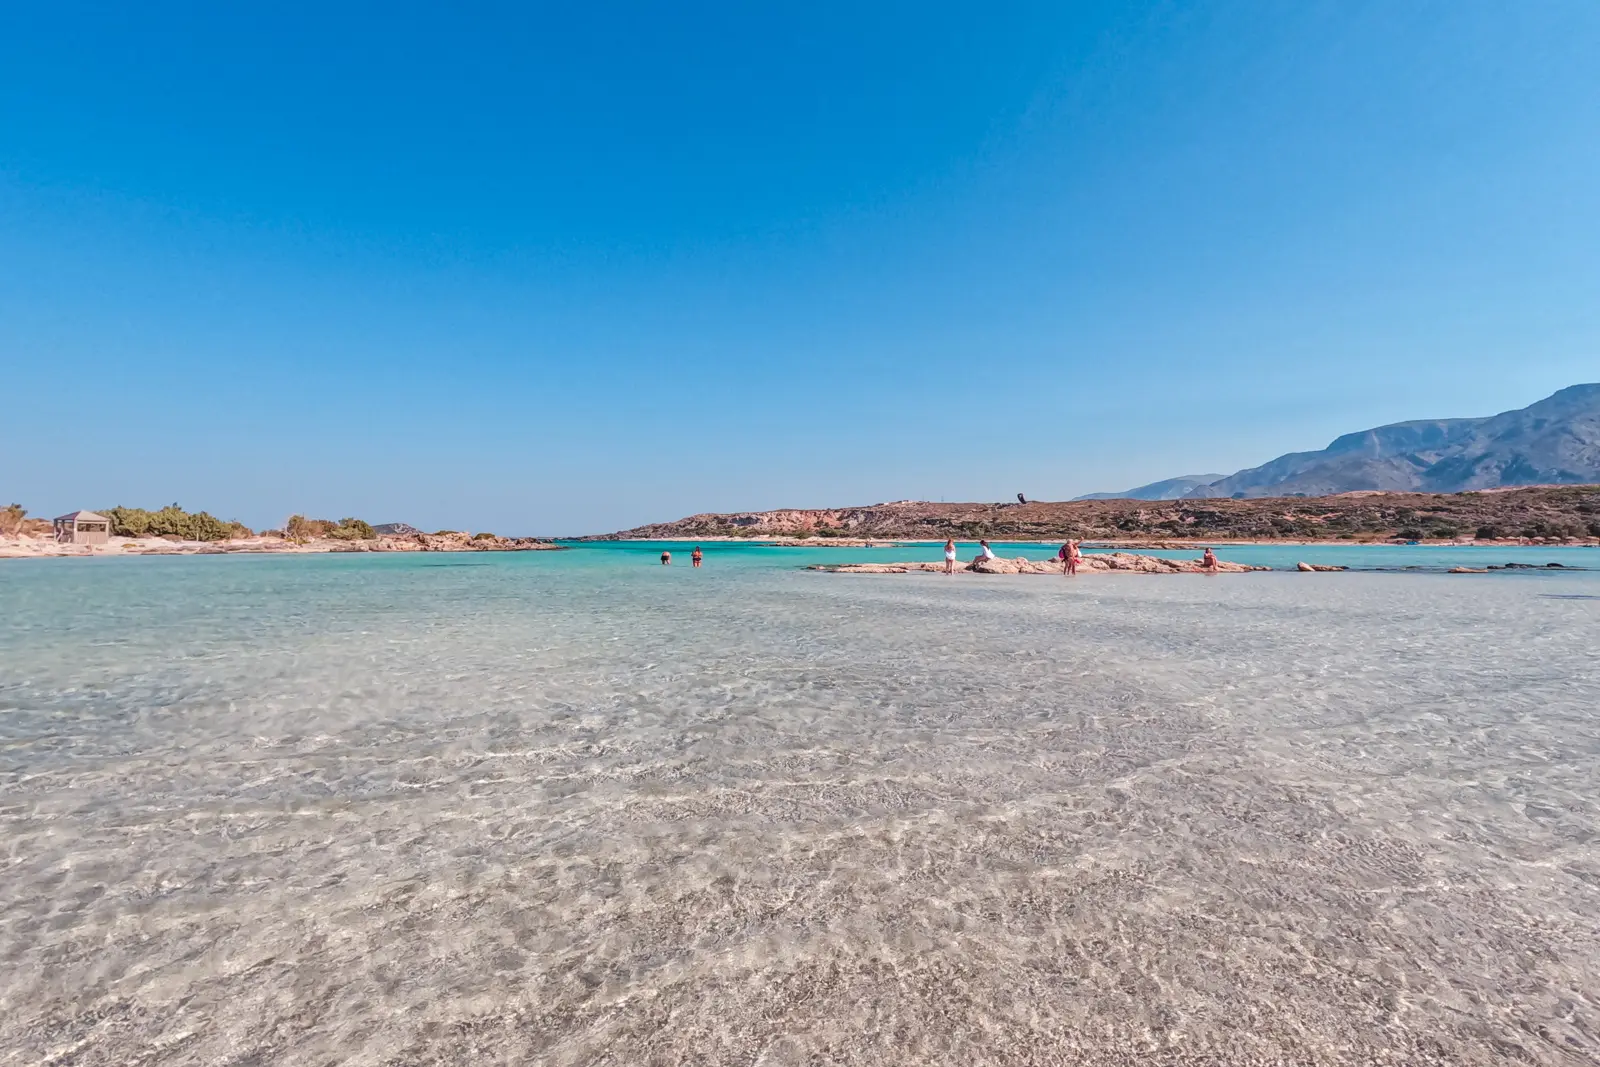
[[559, 538, 1600, 573], [2, 546, 1597, 1065]]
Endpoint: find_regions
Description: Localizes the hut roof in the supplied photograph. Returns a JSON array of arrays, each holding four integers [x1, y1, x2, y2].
[[55, 510, 110, 523]]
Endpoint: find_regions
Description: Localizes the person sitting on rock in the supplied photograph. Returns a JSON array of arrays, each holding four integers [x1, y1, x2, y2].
[[970, 540, 996, 568], [1201, 546, 1218, 572]]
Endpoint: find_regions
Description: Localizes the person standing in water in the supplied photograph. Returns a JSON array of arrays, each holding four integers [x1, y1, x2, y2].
[[943, 538, 957, 575], [660, 550, 671, 565], [691, 547, 703, 568]]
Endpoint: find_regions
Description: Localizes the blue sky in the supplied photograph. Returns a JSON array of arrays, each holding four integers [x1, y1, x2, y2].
[[3, 2, 1597, 535]]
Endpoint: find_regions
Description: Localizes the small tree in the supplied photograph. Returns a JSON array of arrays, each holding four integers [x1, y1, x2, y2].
[[285, 514, 316, 544]]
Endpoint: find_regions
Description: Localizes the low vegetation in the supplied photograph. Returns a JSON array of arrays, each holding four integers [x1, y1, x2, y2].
[[1, 503, 26, 537], [105, 504, 251, 542], [285, 515, 375, 543], [598, 485, 1600, 543]]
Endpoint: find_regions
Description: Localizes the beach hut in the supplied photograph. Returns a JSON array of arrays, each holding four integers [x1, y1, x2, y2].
[[53, 510, 112, 545]]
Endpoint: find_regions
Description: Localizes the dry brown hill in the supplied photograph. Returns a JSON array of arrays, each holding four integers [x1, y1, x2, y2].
[[593, 486, 1600, 543]]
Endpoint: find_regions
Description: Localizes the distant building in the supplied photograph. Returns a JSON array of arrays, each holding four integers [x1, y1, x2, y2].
[[54, 510, 112, 545]]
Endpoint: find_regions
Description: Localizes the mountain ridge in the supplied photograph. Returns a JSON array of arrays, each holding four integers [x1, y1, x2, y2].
[[1078, 384, 1600, 500], [1073, 474, 1227, 501]]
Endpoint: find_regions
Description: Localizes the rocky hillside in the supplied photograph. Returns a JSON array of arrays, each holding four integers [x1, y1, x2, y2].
[[594, 485, 1600, 543], [1182, 383, 1600, 498]]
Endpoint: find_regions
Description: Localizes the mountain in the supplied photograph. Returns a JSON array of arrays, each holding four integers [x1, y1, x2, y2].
[[1074, 474, 1228, 501], [1183, 384, 1600, 498]]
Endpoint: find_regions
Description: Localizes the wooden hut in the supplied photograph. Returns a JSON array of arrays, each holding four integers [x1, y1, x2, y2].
[[53, 510, 112, 545]]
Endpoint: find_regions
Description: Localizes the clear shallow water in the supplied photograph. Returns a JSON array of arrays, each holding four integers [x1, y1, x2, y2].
[[2, 552, 1598, 1065], [569, 538, 1600, 574]]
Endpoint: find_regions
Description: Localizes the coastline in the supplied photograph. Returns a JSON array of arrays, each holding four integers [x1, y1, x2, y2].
[[0, 532, 565, 560], [585, 535, 1600, 548]]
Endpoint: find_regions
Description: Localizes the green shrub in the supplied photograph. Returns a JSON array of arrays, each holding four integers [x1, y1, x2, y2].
[[286, 515, 327, 543], [325, 517, 375, 541], [106, 504, 237, 541], [471, 531, 497, 541], [1430, 526, 1459, 539], [0, 503, 25, 536], [1394, 527, 1427, 540], [1475, 525, 1502, 540]]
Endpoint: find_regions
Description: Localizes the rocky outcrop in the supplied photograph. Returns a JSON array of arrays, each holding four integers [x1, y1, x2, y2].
[[812, 553, 1269, 576], [1296, 562, 1349, 572], [371, 532, 561, 552]]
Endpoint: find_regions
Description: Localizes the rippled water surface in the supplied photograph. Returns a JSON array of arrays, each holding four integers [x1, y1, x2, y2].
[[2, 552, 1598, 1065]]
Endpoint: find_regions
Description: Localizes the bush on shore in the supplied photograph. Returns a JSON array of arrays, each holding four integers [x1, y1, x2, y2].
[[1, 503, 25, 536], [326, 518, 375, 541], [286, 515, 374, 542], [106, 504, 247, 542]]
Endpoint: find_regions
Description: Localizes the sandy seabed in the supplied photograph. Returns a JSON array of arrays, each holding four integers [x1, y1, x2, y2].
[[1, 558, 1597, 1066]]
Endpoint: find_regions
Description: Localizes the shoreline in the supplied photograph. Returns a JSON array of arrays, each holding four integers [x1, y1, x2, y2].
[[0, 532, 566, 560], [581, 536, 1600, 548], [6, 533, 1596, 562]]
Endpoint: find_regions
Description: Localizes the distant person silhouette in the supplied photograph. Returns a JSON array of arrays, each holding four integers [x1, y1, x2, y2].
[[691, 547, 703, 567]]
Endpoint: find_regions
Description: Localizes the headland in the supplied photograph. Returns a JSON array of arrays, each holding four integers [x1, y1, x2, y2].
[[591, 485, 1600, 545]]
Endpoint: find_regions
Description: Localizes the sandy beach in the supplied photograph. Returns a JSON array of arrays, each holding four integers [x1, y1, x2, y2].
[[0, 532, 564, 560]]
